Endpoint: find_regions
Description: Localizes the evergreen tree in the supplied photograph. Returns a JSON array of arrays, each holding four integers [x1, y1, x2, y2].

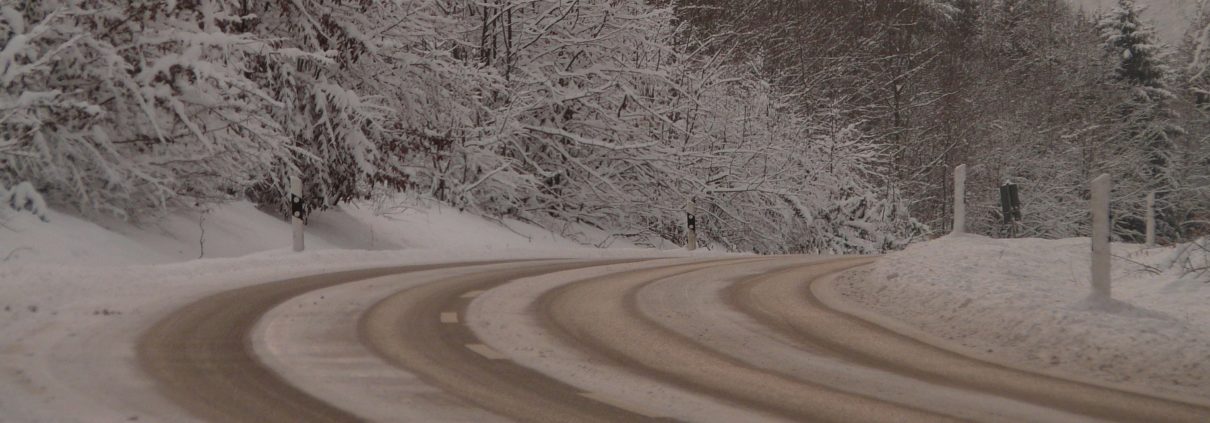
[[969, 0, 1114, 238], [1172, 0, 1210, 240], [1100, 0, 1168, 88], [1098, 0, 1182, 241]]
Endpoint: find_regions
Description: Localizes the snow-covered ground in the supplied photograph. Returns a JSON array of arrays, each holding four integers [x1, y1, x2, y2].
[[0, 197, 706, 422], [832, 234, 1210, 403], [0, 195, 671, 266], [8, 196, 1210, 419]]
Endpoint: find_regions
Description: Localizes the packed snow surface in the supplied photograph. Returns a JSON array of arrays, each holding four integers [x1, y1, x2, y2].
[[835, 234, 1210, 402], [0, 197, 703, 422]]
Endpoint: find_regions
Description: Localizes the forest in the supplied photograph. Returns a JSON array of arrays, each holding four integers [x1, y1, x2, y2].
[[2, 0, 1208, 253]]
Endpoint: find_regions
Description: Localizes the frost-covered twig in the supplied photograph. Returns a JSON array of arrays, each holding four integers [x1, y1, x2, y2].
[[2, 247, 31, 262], [1111, 253, 1164, 275]]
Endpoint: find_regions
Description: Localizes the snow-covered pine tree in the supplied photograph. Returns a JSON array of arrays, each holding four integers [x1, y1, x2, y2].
[[962, 0, 1111, 238], [1098, 0, 1184, 241]]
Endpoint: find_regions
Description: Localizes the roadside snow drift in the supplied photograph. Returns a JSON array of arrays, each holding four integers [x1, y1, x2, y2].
[[834, 234, 1210, 402], [0, 196, 656, 266]]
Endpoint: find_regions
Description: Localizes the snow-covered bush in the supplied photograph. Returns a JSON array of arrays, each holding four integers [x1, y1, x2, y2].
[[1160, 237, 1210, 283], [0, 181, 48, 222], [1, 1, 299, 218], [1, 0, 919, 253], [420, 0, 921, 253], [237, 0, 501, 214]]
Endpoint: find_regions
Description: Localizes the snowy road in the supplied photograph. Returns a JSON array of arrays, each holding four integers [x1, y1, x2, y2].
[[134, 257, 1210, 422]]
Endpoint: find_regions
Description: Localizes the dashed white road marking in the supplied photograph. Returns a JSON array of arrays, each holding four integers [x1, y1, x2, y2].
[[460, 290, 486, 299], [440, 312, 459, 323], [465, 343, 507, 360], [578, 392, 663, 418]]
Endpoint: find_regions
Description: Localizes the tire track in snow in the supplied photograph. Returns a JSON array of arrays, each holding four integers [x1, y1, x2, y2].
[[141, 255, 1210, 422]]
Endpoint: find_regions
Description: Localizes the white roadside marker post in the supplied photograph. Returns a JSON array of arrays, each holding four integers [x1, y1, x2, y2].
[[1145, 191, 1156, 247], [686, 198, 697, 251], [1090, 174, 1111, 300], [291, 176, 305, 252], [953, 164, 966, 235]]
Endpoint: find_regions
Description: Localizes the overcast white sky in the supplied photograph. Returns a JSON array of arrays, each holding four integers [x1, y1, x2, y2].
[[1067, 0, 1197, 45]]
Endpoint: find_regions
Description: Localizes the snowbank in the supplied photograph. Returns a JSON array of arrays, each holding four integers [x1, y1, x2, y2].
[[833, 234, 1210, 402], [0, 195, 667, 266]]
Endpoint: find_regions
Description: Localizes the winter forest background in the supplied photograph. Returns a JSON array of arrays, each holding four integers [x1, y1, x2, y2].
[[2, 0, 1209, 254]]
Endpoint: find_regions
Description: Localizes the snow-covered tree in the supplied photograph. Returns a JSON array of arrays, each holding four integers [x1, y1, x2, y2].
[[1101, 0, 1169, 87], [1172, 0, 1210, 240], [1098, 0, 1183, 241], [1, 1, 299, 218], [426, 0, 922, 252], [235, 0, 499, 214], [1184, 0, 1210, 109], [2, 0, 922, 253]]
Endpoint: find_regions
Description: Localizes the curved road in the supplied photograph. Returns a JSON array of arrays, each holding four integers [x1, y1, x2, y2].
[[137, 257, 1210, 422]]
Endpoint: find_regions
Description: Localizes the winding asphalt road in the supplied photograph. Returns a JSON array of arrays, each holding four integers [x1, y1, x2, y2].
[[136, 257, 1210, 422]]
